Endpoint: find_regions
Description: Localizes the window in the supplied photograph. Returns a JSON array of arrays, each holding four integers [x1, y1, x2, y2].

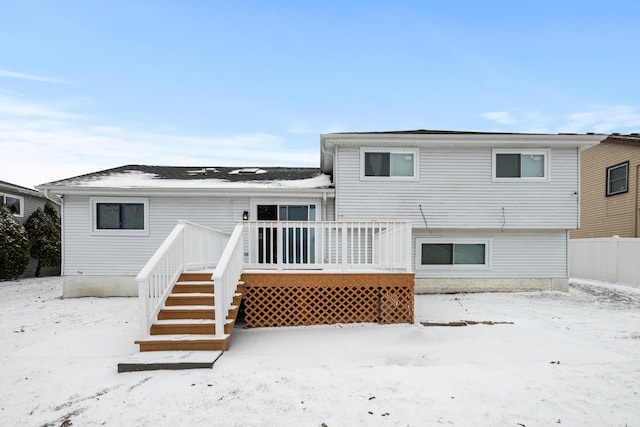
[[361, 148, 418, 180], [606, 162, 629, 196], [493, 149, 549, 181], [91, 197, 148, 235], [416, 239, 491, 269], [0, 193, 24, 217]]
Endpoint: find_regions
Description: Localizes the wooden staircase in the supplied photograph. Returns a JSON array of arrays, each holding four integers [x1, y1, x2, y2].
[[135, 272, 244, 352]]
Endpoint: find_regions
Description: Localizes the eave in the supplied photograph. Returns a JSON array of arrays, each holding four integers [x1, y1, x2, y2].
[[36, 185, 336, 199]]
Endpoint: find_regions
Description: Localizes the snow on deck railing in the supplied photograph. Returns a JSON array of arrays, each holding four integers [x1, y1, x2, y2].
[[212, 224, 245, 338], [245, 221, 412, 271], [136, 220, 231, 336]]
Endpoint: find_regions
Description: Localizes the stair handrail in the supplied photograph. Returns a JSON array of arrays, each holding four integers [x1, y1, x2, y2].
[[136, 220, 231, 337], [211, 223, 245, 339]]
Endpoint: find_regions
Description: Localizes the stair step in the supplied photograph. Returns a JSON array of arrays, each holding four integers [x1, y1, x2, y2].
[[158, 306, 214, 320], [118, 350, 223, 372], [150, 319, 234, 335], [179, 272, 215, 282], [173, 282, 215, 293], [136, 334, 231, 351], [165, 293, 215, 306], [157, 304, 239, 320]]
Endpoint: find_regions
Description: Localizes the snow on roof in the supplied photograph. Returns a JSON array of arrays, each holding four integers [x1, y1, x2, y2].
[[46, 167, 332, 189]]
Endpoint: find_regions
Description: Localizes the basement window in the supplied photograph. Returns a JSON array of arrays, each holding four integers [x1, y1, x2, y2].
[[416, 238, 491, 270]]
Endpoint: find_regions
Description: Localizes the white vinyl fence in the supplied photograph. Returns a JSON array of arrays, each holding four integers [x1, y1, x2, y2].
[[569, 236, 640, 286]]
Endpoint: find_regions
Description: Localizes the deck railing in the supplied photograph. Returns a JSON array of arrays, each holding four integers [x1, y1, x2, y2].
[[136, 220, 231, 336], [212, 224, 245, 338], [245, 221, 412, 271]]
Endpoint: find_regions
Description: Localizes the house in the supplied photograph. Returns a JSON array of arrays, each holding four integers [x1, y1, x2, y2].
[[1, 180, 59, 225], [571, 134, 640, 238], [37, 130, 604, 351]]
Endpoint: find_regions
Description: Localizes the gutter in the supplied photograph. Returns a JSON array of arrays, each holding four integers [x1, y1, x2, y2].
[[37, 186, 336, 199], [42, 188, 62, 206]]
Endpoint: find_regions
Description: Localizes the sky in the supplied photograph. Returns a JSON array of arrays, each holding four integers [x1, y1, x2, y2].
[[1, 1, 640, 189]]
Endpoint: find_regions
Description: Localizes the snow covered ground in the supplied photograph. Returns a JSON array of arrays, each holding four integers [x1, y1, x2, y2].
[[1, 277, 638, 426]]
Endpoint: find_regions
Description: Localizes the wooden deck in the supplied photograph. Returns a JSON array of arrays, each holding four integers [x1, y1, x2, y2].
[[241, 271, 415, 328]]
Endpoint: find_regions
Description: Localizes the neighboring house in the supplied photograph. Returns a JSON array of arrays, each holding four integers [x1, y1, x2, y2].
[[571, 134, 640, 239], [0, 180, 59, 225], [37, 130, 604, 298]]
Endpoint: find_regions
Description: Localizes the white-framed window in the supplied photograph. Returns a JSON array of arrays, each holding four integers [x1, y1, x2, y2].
[[0, 193, 24, 217], [492, 149, 550, 182], [360, 147, 418, 180], [90, 197, 149, 236], [415, 238, 491, 270], [606, 162, 628, 196]]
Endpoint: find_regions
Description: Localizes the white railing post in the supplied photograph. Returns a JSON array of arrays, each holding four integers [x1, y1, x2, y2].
[[341, 223, 348, 271], [404, 222, 412, 271], [212, 224, 245, 339]]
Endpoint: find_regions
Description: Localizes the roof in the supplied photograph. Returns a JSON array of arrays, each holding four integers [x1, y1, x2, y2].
[[329, 129, 602, 136], [601, 133, 640, 147], [0, 180, 44, 197], [37, 165, 333, 195]]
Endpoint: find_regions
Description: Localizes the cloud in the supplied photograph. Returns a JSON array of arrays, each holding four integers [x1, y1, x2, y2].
[[0, 94, 81, 120], [480, 111, 516, 125], [0, 95, 318, 189], [480, 106, 640, 134], [562, 106, 640, 133], [0, 68, 65, 84]]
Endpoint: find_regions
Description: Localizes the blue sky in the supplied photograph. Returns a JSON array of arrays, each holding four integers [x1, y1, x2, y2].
[[2, 1, 640, 188]]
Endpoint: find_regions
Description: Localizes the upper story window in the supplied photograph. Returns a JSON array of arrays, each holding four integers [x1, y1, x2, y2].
[[415, 238, 491, 270], [91, 197, 149, 235], [361, 147, 418, 180], [0, 193, 24, 217], [606, 162, 629, 196], [492, 149, 550, 182]]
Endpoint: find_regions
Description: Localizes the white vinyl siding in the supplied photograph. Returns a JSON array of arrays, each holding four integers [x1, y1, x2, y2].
[[335, 145, 579, 229], [412, 229, 568, 278], [62, 194, 327, 276], [63, 195, 251, 276]]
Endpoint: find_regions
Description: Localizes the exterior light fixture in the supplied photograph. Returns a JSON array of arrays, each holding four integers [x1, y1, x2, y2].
[[242, 211, 249, 221]]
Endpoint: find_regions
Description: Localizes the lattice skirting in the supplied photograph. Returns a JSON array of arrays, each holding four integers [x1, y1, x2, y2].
[[241, 273, 415, 328]]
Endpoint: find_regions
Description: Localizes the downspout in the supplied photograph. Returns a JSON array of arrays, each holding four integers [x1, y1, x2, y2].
[[322, 191, 327, 221]]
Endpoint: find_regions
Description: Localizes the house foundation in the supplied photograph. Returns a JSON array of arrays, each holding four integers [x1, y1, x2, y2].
[[414, 277, 569, 294], [63, 275, 138, 298]]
